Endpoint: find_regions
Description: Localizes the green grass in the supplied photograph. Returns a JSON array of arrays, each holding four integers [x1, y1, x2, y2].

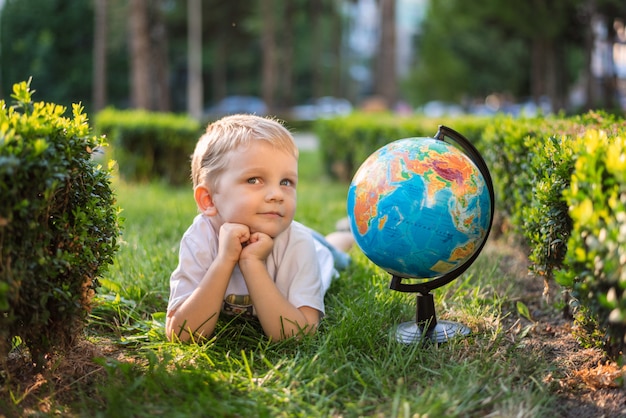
[[3, 150, 559, 417]]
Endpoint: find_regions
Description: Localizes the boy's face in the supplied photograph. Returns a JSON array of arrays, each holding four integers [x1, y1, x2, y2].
[[210, 141, 298, 238]]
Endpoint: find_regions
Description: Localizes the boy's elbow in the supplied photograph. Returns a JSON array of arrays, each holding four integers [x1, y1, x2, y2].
[[166, 314, 215, 343], [165, 314, 192, 342], [268, 320, 318, 341], [165, 318, 181, 342]]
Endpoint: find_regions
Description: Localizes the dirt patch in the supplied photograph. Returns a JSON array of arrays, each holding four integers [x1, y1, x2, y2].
[[485, 236, 626, 418], [528, 322, 626, 417], [0, 338, 126, 415]]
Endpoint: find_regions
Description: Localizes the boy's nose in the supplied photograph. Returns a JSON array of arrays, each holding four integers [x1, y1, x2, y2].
[[265, 185, 284, 202]]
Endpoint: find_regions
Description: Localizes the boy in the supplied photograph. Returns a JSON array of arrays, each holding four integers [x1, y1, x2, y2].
[[166, 114, 353, 342]]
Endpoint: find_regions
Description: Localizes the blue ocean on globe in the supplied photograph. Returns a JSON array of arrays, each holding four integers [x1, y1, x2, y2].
[[347, 137, 492, 279]]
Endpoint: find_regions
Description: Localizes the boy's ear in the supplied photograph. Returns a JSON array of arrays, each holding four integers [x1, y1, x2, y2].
[[194, 185, 217, 216]]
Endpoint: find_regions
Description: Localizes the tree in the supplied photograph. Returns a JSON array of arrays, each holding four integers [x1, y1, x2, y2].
[[488, 0, 585, 111], [187, 0, 202, 120], [93, 0, 108, 112], [407, 1, 507, 104], [374, 0, 397, 107], [329, 1, 344, 98], [0, 1, 377, 112], [260, 0, 278, 111], [306, 0, 347, 100], [0, 0, 95, 110], [310, 0, 324, 99], [152, 2, 171, 111], [281, 0, 297, 107], [128, 0, 151, 109], [406, 0, 580, 109], [126, 0, 171, 111], [406, 0, 626, 112], [582, 0, 626, 110]]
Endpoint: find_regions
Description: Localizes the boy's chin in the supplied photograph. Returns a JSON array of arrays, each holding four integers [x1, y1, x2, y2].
[[252, 223, 291, 239]]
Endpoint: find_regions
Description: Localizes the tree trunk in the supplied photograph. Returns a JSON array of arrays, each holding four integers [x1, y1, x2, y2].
[[331, 3, 342, 98], [582, 0, 597, 109], [129, 0, 151, 109], [376, 0, 397, 108], [311, 0, 323, 98], [281, 0, 296, 107], [260, 0, 277, 111], [187, 0, 203, 119], [153, 5, 171, 112], [601, 20, 618, 109], [93, 0, 108, 112]]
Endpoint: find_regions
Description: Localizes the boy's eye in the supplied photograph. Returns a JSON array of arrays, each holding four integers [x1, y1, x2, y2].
[[247, 177, 260, 184], [280, 179, 294, 187]]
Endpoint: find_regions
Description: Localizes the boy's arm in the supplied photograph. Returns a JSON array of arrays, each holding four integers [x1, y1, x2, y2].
[[239, 233, 320, 340], [165, 255, 236, 341], [166, 223, 250, 341]]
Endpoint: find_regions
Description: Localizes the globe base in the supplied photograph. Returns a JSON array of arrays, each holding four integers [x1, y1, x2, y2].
[[395, 320, 470, 344]]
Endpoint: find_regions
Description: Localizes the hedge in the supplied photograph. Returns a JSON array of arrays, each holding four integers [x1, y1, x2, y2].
[[95, 108, 202, 185], [556, 128, 626, 354]]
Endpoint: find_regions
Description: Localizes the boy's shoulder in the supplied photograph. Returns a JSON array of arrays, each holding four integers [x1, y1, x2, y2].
[[288, 220, 308, 234], [283, 220, 314, 241], [189, 213, 212, 229], [183, 214, 217, 241], [273, 220, 316, 252]]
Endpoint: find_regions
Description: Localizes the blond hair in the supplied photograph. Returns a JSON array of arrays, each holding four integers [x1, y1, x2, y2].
[[191, 114, 298, 189]]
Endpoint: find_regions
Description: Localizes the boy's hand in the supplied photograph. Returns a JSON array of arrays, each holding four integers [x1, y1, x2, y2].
[[240, 231, 273, 262], [217, 222, 251, 264]]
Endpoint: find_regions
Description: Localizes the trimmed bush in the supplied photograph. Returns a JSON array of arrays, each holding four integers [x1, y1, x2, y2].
[[0, 81, 120, 366], [481, 111, 626, 355], [95, 108, 201, 185], [557, 129, 626, 355], [482, 113, 620, 281]]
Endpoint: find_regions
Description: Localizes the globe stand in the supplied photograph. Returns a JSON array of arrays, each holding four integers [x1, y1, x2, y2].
[[394, 290, 471, 344], [390, 275, 471, 344], [386, 125, 495, 346]]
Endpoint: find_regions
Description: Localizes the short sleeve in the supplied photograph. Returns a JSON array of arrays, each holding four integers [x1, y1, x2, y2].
[[167, 215, 218, 315]]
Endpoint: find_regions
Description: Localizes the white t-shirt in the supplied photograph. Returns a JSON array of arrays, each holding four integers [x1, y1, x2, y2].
[[167, 214, 335, 318]]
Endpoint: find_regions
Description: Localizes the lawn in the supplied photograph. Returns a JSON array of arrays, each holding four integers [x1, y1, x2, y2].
[[2, 150, 580, 416]]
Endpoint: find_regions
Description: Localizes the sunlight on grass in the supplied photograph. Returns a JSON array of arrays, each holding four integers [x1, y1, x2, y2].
[[81, 151, 558, 417]]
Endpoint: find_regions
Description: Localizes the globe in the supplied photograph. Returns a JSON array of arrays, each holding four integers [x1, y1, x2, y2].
[[347, 136, 492, 280]]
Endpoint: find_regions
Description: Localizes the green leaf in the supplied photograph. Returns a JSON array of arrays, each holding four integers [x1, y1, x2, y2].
[[516, 301, 533, 322]]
